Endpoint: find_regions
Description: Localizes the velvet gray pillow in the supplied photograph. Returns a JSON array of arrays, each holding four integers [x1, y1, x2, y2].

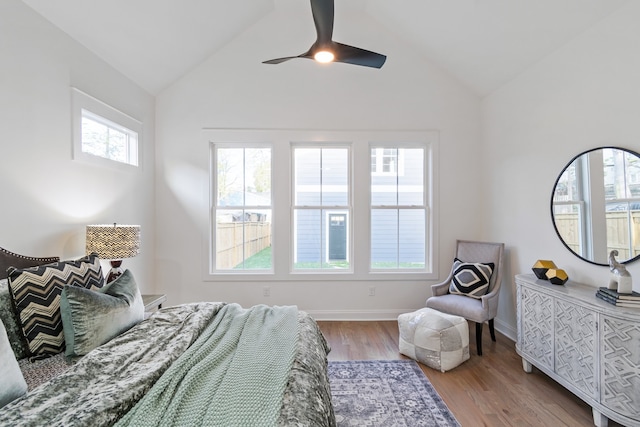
[[0, 279, 28, 360], [60, 269, 144, 357], [0, 319, 28, 408]]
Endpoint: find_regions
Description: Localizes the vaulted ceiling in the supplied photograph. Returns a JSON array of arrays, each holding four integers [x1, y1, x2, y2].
[[20, 0, 627, 96]]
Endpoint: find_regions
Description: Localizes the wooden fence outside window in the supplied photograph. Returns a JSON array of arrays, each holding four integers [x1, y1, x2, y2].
[[216, 221, 271, 269], [555, 211, 640, 259]]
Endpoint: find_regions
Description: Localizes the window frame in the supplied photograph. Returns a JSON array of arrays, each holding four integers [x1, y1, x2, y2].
[[291, 143, 353, 274], [71, 88, 142, 171], [210, 142, 274, 274], [369, 143, 429, 272], [204, 129, 439, 282]]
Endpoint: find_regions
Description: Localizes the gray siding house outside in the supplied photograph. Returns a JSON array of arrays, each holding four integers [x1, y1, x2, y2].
[[295, 148, 426, 267]]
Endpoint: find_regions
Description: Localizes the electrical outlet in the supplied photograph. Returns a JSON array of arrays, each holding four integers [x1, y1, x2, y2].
[[263, 286, 270, 297], [368, 286, 376, 296]]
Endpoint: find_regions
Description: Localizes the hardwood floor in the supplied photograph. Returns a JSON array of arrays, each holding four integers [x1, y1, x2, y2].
[[317, 320, 620, 427]]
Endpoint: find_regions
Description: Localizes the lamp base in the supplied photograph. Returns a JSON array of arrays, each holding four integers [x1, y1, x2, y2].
[[107, 260, 124, 283]]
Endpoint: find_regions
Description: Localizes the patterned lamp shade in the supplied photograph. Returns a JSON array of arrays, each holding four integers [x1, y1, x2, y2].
[[86, 224, 141, 259]]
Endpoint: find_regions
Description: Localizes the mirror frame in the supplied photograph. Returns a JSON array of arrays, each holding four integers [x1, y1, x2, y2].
[[550, 146, 640, 266]]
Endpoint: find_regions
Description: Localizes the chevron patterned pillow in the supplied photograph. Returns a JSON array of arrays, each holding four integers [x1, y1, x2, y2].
[[7, 254, 105, 358]]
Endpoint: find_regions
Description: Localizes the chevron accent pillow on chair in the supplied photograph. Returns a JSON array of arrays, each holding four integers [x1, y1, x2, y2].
[[7, 254, 105, 358]]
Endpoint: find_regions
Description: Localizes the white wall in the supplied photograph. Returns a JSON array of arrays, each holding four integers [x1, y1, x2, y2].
[[482, 1, 640, 339], [155, 6, 482, 318], [10, 0, 634, 334], [0, 0, 156, 290]]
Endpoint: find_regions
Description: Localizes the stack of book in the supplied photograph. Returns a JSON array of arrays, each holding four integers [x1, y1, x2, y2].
[[596, 287, 640, 308]]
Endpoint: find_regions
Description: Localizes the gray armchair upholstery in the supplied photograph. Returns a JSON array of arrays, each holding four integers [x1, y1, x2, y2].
[[426, 240, 505, 355]]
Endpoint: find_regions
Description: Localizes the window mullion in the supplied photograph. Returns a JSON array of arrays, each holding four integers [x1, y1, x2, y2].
[[320, 150, 324, 265], [241, 149, 246, 269], [395, 148, 400, 268]]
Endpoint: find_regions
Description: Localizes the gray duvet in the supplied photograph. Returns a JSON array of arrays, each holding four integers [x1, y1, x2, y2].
[[0, 303, 335, 427]]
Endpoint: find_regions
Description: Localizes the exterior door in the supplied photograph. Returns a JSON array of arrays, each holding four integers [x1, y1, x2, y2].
[[328, 214, 347, 261]]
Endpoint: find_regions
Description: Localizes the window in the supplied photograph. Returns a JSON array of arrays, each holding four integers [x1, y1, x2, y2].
[[602, 148, 640, 259], [206, 129, 438, 281], [552, 160, 586, 257], [71, 88, 141, 169], [81, 110, 138, 165], [293, 146, 350, 271], [370, 146, 426, 270], [552, 148, 640, 261], [213, 145, 272, 271]]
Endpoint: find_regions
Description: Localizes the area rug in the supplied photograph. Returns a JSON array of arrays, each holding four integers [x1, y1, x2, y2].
[[328, 360, 460, 427]]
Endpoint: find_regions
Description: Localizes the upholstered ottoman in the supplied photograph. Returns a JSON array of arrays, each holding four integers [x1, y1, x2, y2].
[[398, 308, 469, 372]]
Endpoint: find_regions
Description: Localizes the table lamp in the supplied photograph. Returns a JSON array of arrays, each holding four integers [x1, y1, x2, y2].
[[86, 223, 140, 283]]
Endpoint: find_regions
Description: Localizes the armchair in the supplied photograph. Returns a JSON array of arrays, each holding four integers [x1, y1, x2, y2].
[[426, 240, 505, 355]]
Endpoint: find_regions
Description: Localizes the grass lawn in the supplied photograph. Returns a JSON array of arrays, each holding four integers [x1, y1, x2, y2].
[[237, 247, 424, 270], [371, 261, 425, 269], [235, 247, 272, 269], [293, 261, 349, 269]]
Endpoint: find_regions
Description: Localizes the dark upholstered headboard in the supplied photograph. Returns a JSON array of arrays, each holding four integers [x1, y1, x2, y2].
[[0, 247, 59, 280]]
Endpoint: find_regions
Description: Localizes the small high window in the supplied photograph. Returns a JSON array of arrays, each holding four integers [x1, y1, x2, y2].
[[71, 88, 141, 169], [81, 110, 138, 166]]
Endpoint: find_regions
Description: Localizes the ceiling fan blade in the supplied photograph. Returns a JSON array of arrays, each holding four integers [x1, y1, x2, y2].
[[262, 55, 302, 65], [310, 0, 334, 44], [333, 42, 387, 69], [263, 50, 314, 65]]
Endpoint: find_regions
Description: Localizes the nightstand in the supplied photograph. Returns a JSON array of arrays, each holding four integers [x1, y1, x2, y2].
[[142, 294, 166, 317]]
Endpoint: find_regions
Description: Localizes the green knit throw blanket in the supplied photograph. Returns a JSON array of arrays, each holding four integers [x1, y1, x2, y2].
[[116, 303, 299, 427]]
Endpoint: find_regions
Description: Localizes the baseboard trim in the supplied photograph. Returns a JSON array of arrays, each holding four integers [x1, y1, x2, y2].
[[304, 309, 410, 321], [494, 317, 516, 342], [306, 309, 518, 342]]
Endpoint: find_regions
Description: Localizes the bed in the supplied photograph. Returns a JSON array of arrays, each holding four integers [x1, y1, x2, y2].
[[0, 247, 335, 426]]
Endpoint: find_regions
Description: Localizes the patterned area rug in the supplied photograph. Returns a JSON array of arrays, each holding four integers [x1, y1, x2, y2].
[[329, 360, 460, 427]]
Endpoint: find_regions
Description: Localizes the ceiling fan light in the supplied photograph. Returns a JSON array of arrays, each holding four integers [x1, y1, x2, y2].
[[314, 50, 334, 63]]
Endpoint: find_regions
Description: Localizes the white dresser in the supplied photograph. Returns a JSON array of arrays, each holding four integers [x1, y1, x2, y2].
[[515, 274, 640, 427]]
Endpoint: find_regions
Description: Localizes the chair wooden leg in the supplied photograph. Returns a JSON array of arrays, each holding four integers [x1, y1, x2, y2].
[[489, 319, 496, 342], [476, 322, 483, 356]]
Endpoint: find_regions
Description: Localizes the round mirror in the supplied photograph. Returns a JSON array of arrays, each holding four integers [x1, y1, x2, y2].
[[551, 147, 640, 266]]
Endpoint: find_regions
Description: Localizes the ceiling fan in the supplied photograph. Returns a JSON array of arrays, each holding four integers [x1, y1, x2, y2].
[[263, 0, 386, 69]]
